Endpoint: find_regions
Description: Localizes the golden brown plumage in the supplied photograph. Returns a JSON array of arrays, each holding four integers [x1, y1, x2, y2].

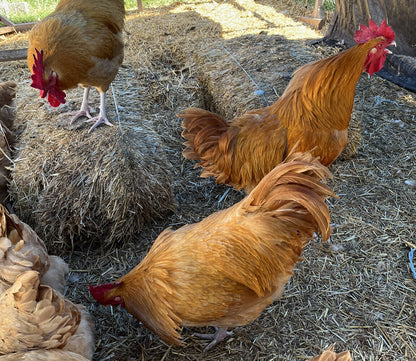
[[180, 21, 396, 193], [0, 205, 68, 294], [27, 0, 125, 131], [308, 345, 351, 361], [90, 152, 335, 349], [0, 271, 80, 354]]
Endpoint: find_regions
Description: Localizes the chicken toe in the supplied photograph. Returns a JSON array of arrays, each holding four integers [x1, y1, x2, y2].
[[193, 327, 233, 352], [85, 91, 113, 132]]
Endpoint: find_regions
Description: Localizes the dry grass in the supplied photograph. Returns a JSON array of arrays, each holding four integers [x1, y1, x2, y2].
[[8, 63, 175, 250], [0, 0, 415, 360]]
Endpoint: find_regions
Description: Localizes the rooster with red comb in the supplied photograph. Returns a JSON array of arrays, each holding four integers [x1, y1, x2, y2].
[[27, 0, 125, 132], [179, 19, 396, 193]]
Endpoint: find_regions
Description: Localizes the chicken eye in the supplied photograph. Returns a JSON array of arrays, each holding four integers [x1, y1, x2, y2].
[[115, 296, 121, 302]]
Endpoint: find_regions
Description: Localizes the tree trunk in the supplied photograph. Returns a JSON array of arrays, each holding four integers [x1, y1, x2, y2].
[[325, 0, 416, 92], [326, 0, 415, 56]]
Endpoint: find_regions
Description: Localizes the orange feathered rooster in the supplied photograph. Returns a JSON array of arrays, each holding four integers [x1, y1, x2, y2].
[[89, 151, 335, 351], [180, 19, 396, 193], [27, 0, 125, 132]]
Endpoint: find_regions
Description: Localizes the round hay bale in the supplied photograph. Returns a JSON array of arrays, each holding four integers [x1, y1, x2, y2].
[[10, 119, 174, 250]]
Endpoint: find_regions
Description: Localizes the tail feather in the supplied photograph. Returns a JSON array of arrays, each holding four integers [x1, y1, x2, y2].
[[241, 152, 335, 241], [179, 107, 237, 180]]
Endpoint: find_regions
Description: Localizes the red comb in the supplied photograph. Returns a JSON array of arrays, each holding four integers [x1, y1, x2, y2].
[[30, 49, 46, 91], [89, 282, 121, 304], [354, 19, 395, 44]]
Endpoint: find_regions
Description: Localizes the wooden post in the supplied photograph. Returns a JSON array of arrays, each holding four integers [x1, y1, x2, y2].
[[0, 48, 28, 62], [300, 0, 325, 29], [137, 0, 143, 11], [0, 15, 35, 35]]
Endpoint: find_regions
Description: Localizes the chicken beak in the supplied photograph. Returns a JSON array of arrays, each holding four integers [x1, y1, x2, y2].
[[385, 41, 396, 55]]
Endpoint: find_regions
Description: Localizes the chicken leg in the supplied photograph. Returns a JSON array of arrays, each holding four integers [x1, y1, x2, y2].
[[70, 87, 113, 133], [84, 90, 114, 133], [193, 327, 233, 352], [70, 87, 92, 123]]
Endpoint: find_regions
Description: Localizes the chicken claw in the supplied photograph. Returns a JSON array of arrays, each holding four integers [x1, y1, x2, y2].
[[84, 90, 113, 132], [193, 327, 233, 352], [70, 87, 92, 124]]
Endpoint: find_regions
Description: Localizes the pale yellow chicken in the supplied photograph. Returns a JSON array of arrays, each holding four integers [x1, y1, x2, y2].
[[0, 205, 68, 294], [0, 305, 95, 361], [0, 349, 89, 361], [0, 271, 80, 354]]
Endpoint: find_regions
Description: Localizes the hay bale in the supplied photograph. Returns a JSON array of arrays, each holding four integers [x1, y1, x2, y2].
[[194, 35, 296, 119], [10, 118, 174, 249]]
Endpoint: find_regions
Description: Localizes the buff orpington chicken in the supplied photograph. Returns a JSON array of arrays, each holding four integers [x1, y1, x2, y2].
[[179, 19, 396, 193], [90, 151, 335, 351], [0, 272, 95, 360], [0, 204, 68, 294], [0, 271, 80, 354], [27, 0, 125, 132]]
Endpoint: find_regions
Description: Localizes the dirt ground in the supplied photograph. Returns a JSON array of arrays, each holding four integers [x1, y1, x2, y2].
[[0, 0, 415, 360]]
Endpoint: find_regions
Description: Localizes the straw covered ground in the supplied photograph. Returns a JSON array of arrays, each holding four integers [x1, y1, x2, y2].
[[0, 0, 415, 360]]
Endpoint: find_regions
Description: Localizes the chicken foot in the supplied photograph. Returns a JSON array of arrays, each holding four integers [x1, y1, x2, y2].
[[70, 87, 113, 132], [193, 327, 233, 352], [70, 87, 92, 123], [84, 91, 114, 133]]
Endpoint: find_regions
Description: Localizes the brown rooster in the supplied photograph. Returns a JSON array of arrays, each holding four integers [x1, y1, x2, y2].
[[89, 151, 335, 350], [27, 0, 125, 132], [180, 19, 396, 193]]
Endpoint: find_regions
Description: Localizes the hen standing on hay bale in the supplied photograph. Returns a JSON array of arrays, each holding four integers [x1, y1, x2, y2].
[[0, 81, 16, 205], [10, 122, 174, 249], [180, 20, 396, 193], [27, 0, 125, 132]]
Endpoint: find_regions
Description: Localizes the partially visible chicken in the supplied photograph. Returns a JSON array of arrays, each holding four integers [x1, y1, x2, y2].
[[180, 19, 396, 193], [90, 151, 335, 350], [63, 304, 95, 360], [0, 205, 68, 294], [308, 345, 351, 361], [27, 0, 125, 132], [0, 349, 89, 361], [0, 271, 80, 354], [0, 82, 15, 204], [0, 81, 16, 109]]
